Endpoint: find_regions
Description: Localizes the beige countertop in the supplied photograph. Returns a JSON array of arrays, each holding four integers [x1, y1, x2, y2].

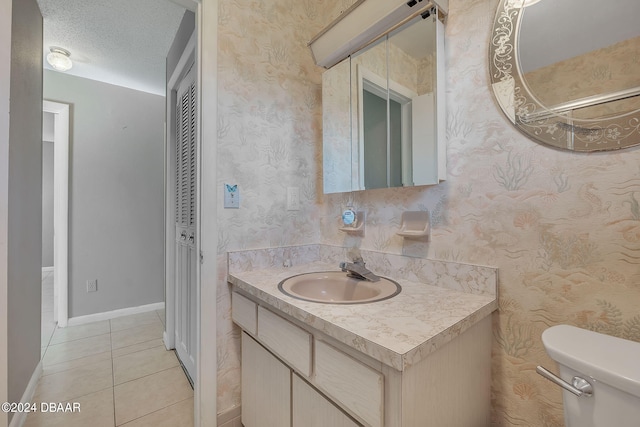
[[229, 260, 497, 371]]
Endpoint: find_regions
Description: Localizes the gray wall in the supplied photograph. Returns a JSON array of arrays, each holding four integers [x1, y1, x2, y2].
[[44, 70, 165, 318], [6, 0, 43, 416], [42, 113, 54, 267], [167, 10, 195, 81]]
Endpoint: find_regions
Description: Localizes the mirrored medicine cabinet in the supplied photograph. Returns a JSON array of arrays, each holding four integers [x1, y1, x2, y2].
[[319, 3, 447, 194]]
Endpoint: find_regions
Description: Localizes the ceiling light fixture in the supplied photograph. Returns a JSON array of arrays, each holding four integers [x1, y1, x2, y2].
[[47, 47, 73, 72]]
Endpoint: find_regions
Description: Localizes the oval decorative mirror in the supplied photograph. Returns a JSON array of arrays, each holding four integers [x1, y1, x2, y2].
[[489, 0, 640, 151]]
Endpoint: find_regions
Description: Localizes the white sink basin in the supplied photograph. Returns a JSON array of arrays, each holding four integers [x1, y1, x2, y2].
[[278, 271, 401, 304]]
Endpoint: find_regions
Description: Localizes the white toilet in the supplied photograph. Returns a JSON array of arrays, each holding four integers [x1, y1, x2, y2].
[[539, 325, 640, 427]]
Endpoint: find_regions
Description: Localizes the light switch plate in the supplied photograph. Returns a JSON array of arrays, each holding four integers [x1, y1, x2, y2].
[[224, 183, 239, 209], [286, 187, 300, 211]]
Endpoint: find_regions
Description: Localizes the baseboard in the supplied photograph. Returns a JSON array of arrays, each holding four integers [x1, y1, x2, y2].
[[41, 266, 54, 273], [67, 302, 165, 327], [163, 330, 173, 350], [218, 405, 241, 426], [8, 361, 42, 427]]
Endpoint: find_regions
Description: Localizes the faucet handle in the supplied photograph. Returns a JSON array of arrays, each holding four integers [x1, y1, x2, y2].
[[347, 247, 363, 263]]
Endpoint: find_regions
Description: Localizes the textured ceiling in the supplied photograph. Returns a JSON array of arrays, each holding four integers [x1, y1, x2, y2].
[[37, 0, 186, 95]]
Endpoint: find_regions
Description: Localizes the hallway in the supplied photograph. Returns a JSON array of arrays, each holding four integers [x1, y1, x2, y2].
[[26, 275, 193, 426]]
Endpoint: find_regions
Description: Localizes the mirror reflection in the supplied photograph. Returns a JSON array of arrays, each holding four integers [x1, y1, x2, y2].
[[490, 0, 640, 151], [322, 58, 352, 193], [323, 12, 442, 194], [519, 0, 640, 120], [351, 36, 390, 190]]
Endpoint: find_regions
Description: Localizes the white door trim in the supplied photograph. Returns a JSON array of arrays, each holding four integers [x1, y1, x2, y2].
[[196, 1, 218, 425], [43, 100, 69, 328]]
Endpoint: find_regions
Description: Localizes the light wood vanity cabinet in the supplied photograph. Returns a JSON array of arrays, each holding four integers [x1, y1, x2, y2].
[[241, 333, 290, 427], [293, 374, 361, 427], [241, 331, 363, 427], [314, 340, 383, 427], [232, 291, 492, 427]]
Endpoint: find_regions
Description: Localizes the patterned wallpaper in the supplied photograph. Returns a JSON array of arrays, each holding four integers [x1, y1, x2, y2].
[[216, 0, 354, 412], [217, 0, 640, 425], [322, 58, 352, 193]]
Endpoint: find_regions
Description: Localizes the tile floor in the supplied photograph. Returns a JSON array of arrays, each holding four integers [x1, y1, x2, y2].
[[27, 272, 194, 427]]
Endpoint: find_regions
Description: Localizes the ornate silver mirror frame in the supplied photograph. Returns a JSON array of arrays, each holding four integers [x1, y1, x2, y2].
[[489, 0, 640, 151]]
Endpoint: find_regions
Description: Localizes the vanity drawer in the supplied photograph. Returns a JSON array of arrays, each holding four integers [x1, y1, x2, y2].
[[314, 340, 384, 427], [257, 306, 312, 377], [231, 292, 257, 335]]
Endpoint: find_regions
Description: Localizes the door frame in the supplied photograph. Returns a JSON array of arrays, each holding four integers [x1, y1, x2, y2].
[[164, 1, 218, 424], [165, 0, 219, 427], [43, 100, 69, 328], [195, 1, 218, 425], [164, 29, 195, 354]]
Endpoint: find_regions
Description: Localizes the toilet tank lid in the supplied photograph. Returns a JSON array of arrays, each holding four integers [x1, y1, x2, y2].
[[542, 325, 640, 398]]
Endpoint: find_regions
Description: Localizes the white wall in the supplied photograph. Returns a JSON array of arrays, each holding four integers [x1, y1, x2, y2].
[[2, 0, 43, 422], [44, 71, 165, 318], [42, 110, 54, 141]]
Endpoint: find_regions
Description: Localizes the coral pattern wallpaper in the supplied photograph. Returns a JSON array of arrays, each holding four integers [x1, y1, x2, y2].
[[216, 0, 640, 425], [216, 0, 353, 413]]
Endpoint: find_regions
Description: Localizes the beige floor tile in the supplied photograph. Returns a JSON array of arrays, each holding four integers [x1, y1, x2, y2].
[[111, 339, 164, 358], [41, 319, 57, 347], [33, 302, 194, 427], [49, 320, 111, 345], [113, 346, 179, 385], [43, 333, 111, 366], [110, 311, 162, 332], [23, 388, 114, 427], [156, 309, 165, 327], [33, 359, 113, 403], [111, 322, 164, 350], [114, 366, 193, 426], [119, 397, 193, 427], [42, 351, 113, 376]]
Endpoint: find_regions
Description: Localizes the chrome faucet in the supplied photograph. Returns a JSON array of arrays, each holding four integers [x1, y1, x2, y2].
[[339, 255, 380, 282]]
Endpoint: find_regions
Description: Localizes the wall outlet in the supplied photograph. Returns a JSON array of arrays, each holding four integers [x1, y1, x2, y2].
[[87, 279, 98, 293], [287, 187, 300, 211]]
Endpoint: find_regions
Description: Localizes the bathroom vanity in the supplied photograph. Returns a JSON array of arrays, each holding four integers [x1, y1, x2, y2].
[[228, 245, 498, 427]]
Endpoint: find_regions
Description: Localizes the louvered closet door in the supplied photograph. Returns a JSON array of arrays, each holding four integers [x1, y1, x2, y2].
[[175, 65, 197, 382]]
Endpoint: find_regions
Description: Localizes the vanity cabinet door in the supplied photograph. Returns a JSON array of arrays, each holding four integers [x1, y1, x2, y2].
[[241, 332, 291, 427], [293, 374, 362, 427], [314, 340, 384, 427]]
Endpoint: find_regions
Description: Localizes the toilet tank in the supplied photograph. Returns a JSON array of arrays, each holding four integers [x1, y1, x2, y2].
[[542, 325, 640, 427]]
